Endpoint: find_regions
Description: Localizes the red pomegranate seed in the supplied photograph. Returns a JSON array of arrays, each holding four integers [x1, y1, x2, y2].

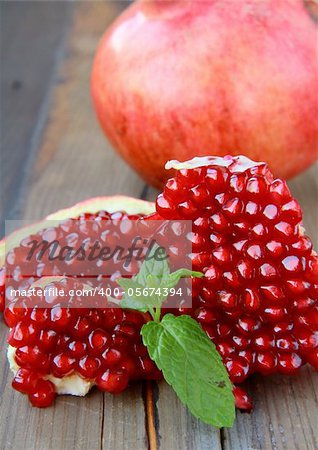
[[38, 329, 58, 352], [4, 302, 29, 328], [101, 348, 123, 367], [67, 340, 87, 358], [77, 355, 101, 379], [96, 368, 129, 394], [8, 322, 37, 347], [88, 329, 111, 355], [50, 307, 73, 331], [28, 379, 56, 408], [277, 353, 303, 374], [72, 317, 92, 339], [114, 322, 139, 341], [12, 368, 39, 394], [52, 354, 76, 378], [138, 356, 161, 379], [15, 345, 50, 372], [30, 308, 49, 325], [255, 352, 277, 375], [233, 386, 253, 412], [225, 356, 251, 383]]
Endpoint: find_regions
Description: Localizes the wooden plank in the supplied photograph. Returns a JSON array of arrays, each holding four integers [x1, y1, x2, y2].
[[22, 1, 144, 222], [288, 164, 318, 244], [0, 1, 73, 234], [151, 382, 222, 450], [0, 2, 148, 450], [102, 387, 149, 450], [0, 359, 103, 450], [223, 368, 317, 450]]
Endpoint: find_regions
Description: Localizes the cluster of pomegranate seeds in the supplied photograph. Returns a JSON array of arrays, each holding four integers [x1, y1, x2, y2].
[[2, 210, 144, 305], [1, 209, 165, 407], [155, 156, 318, 383], [6, 278, 161, 407]]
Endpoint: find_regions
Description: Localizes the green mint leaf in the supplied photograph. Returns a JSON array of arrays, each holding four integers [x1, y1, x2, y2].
[[163, 268, 203, 290], [146, 269, 203, 305], [146, 274, 161, 288], [116, 277, 140, 289], [141, 314, 235, 428], [117, 243, 203, 315], [117, 277, 158, 312], [135, 243, 170, 285]]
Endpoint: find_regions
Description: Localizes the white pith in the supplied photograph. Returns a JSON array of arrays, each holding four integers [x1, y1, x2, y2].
[[166, 155, 263, 172]]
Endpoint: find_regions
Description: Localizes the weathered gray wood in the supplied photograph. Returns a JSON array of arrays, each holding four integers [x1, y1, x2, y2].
[[0, 2, 148, 450], [223, 368, 318, 450], [0, 362, 103, 450], [1, 1, 317, 449], [0, 1, 73, 234], [153, 381, 222, 450], [102, 387, 149, 450], [22, 1, 144, 222]]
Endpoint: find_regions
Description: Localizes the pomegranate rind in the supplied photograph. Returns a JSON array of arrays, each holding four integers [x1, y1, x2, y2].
[[0, 196, 155, 266]]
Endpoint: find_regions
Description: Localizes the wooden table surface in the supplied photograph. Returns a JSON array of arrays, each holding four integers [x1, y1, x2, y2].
[[1, 2, 317, 449]]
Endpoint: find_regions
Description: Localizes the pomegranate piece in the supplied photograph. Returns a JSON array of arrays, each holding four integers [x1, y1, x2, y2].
[[155, 155, 318, 381], [6, 277, 162, 407], [1, 204, 164, 407]]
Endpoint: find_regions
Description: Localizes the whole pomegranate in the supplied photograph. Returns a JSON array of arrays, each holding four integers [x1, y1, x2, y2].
[[91, 0, 318, 188]]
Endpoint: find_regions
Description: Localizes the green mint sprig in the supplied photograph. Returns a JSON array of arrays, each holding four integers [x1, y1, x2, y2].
[[117, 244, 235, 428], [117, 242, 202, 321]]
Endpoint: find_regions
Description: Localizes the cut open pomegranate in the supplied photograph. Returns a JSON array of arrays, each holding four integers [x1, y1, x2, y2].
[[1, 157, 318, 410], [2, 196, 158, 407]]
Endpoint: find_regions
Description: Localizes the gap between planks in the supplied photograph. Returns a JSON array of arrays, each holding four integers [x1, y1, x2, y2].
[[143, 381, 159, 450]]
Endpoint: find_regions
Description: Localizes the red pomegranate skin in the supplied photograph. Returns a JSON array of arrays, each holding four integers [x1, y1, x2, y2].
[[91, 0, 318, 188]]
